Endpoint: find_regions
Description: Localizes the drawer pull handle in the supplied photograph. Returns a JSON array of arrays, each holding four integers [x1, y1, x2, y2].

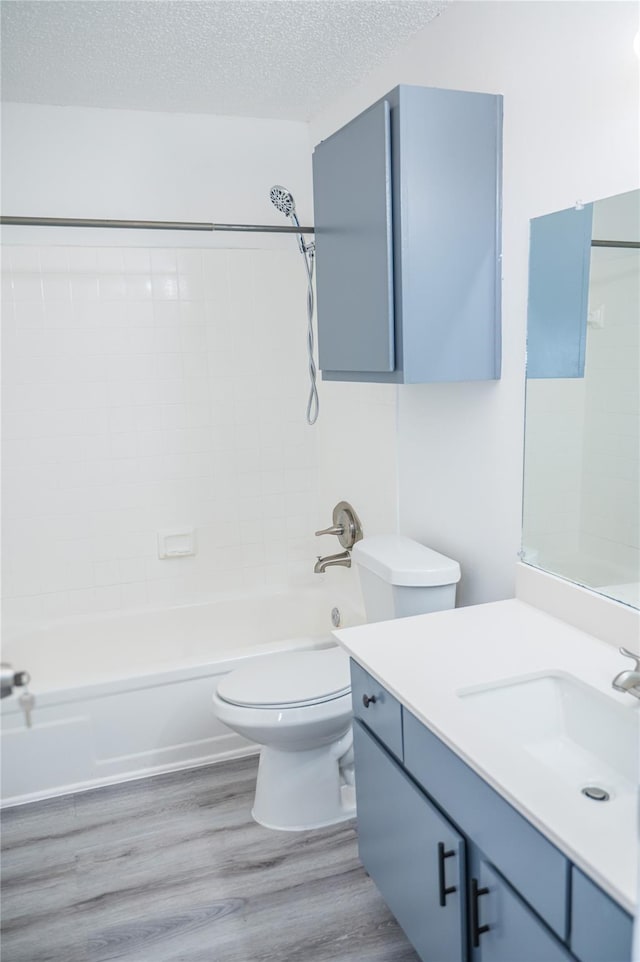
[[471, 878, 490, 947], [362, 694, 377, 708], [437, 842, 457, 907]]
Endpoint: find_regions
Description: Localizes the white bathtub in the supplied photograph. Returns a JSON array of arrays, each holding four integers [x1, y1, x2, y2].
[[0, 586, 363, 807]]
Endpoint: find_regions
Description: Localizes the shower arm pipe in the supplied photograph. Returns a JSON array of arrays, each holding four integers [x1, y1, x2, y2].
[[0, 215, 315, 234]]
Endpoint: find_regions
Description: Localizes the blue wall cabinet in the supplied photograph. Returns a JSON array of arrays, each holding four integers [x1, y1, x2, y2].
[[312, 85, 503, 383], [350, 659, 633, 962], [527, 204, 593, 379], [354, 721, 466, 962]]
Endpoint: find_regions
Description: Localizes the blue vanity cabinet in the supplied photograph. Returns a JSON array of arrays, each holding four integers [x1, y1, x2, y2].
[[312, 84, 503, 384], [353, 720, 467, 962], [402, 708, 569, 940], [349, 659, 633, 962]]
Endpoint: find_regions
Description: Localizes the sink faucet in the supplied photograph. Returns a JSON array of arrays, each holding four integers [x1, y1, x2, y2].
[[611, 648, 640, 699], [314, 551, 351, 574]]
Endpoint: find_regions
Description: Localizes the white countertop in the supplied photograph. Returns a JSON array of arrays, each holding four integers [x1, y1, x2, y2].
[[334, 598, 639, 914]]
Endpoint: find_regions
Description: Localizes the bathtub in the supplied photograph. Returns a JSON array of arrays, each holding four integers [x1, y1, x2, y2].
[[0, 586, 363, 807]]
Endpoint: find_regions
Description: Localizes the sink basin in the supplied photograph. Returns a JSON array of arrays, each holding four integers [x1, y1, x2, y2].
[[458, 673, 639, 798]]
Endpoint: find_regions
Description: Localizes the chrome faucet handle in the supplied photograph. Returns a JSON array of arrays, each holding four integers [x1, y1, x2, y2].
[[315, 501, 363, 549], [619, 647, 640, 670], [315, 524, 345, 538]]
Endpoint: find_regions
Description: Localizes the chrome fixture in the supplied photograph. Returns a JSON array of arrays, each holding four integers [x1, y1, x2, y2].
[[314, 551, 352, 574], [1, 663, 30, 700], [0, 215, 315, 235], [314, 501, 363, 573], [269, 185, 319, 425], [1, 662, 35, 727], [315, 501, 363, 549], [611, 647, 640, 699], [581, 786, 610, 802]]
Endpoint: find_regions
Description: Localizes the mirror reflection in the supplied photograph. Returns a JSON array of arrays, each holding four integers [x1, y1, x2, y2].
[[522, 189, 640, 608]]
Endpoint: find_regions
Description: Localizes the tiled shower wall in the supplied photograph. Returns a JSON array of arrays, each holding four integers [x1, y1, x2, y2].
[[2, 245, 320, 636]]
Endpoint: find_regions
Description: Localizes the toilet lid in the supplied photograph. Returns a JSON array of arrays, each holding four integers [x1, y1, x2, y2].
[[217, 647, 351, 709]]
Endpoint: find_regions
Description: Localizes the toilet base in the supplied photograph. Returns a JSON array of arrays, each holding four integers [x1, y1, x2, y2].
[[251, 736, 356, 832]]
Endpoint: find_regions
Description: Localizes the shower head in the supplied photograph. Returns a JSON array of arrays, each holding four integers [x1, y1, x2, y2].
[[269, 185, 296, 218], [270, 183, 305, 255]]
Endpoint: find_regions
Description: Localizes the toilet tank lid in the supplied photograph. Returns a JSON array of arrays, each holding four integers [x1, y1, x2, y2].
[[352, 536, 461, 587]]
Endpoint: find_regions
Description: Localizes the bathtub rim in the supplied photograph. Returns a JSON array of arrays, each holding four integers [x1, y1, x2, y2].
[[1, 634, 337, 713]]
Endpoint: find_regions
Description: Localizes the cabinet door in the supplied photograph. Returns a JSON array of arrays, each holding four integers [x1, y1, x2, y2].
[[470, 858, 573, 962], [354, 721, 465, 962], [312, 99, 395, 374], [570, 867, 633, 962]]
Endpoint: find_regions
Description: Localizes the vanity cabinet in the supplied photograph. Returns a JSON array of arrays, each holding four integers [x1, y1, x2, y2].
[[354, 721, 466, 962], [350, 660, 633, 962], [402, 707, 569, 939], [312, 85, 503, 384]]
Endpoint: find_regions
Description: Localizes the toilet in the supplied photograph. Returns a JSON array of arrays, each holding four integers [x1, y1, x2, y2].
[[212, 535, 461, 831]]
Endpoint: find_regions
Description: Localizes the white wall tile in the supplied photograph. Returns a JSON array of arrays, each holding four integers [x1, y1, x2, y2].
[[2, 245, 320, 633]]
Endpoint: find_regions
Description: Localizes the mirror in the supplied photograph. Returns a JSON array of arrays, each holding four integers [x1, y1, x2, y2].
[[522, 189, 639, 608]]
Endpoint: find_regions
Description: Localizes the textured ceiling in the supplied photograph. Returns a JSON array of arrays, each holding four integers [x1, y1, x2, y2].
[[1, 1, 446, 121]]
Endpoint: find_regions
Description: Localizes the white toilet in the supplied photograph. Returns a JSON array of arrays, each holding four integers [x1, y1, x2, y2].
[[212, 535, 461, 831]]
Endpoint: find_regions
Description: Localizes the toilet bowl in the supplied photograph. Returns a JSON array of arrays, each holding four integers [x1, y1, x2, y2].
[[212, 535, 461, 831], [212, 647, 355, 831]]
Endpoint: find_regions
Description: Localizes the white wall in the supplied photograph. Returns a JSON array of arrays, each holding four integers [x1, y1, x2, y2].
[[2, 105, 328, 639], [310, 1, 639, 605], [1, 103, 313, 249], [522, 377, 587, 567]]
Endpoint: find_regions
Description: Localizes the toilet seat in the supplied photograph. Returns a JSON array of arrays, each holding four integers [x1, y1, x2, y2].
[[217, 647, 351, 710]]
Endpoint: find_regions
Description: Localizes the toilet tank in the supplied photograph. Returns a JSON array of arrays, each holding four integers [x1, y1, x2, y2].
[[352, 536, 461, 623]]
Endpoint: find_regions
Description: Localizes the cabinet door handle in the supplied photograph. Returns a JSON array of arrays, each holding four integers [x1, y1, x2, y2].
[[362, 694, 377, 708], [471, 878, 490, 947], [437, 842, 457, 907]]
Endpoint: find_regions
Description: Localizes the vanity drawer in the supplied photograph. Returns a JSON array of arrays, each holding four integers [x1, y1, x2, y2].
[[403, 708, 569, 940], [570, 867, 633, 962], [350, 660, 403, 760]]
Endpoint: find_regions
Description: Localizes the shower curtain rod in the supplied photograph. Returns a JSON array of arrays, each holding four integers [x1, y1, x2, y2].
[[0, 215, 314, 234], [1, 217, 635, 246], [591, 239, 640, 249]]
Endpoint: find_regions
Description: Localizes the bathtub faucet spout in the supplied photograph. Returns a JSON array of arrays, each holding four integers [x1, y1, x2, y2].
[[314, 551, 351, 574]]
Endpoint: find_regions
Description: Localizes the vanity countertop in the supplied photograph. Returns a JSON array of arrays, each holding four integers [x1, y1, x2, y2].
[[333, 598, 639, 913]]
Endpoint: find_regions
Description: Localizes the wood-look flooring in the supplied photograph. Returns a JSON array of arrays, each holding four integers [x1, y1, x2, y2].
[[1, 755, 420, 962]]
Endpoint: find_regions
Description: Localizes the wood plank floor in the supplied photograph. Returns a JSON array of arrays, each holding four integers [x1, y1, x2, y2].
[[1, 755, 420, 962]]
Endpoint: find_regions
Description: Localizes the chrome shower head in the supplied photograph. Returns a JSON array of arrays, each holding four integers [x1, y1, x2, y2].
[[270, 183, 305, 255], [269, 185, 296, 218]]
